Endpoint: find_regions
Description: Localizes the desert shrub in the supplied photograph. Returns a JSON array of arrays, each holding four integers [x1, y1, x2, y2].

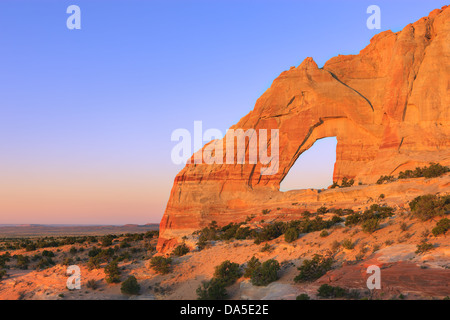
[[36, 256, 55, 270], [172, 243, 189, 257], [398, 163, 449, 179], [86, 279, 98, 290], [149, 256, 172, 274], [317, 284, 347, 298], [196, 236, 208, 250], [398, 169, 415, 179], [104, 260, 121, 283], [15, 255, 30, 270], [320, 230, 329, 238], [294, 254, 333, 283], [121, 276, 140, 295], [330, 215, 344, 225], [333, 208, 355, 216], [362, 218, 380, 233], [62, 257, 74, 266], [87, 256, 101, 270], [262, 209, 270, 215], [25, 243, 36, 252], [345, 212, 361, 227], [331, 240, 340, 252], [243, 256, 261, 278], [213, 261, 241, 286], [250, 259, 280, 286], [341, 238, 355, 250], [409, 194, 450, 221], [196, 278, 227, 300], [220, 223, 241, 240], [362, 204, 395, 220], [101, 235, 115, 247], [400, 222, 408, 232], [415, 241, 434, 254], [120, 241, 131, 249], [317, 206, 328, 215], [331, 178, 354, 188], [235, 226, 252, 240], [88, 247, 102, 257], [341, 177, 354, 188], [432, 218, 450, 236], [69, 247, 78, 254], [284, 227, 299, 243], [330, 181, 339, 189], [296, 293, 310, 300], [376, 175, 395, 184], [257, 222, 286, 241], [41, 250, 55, 257], [260, 243, 271, 252]]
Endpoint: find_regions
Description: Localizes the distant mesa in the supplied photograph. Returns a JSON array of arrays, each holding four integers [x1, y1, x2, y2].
[[157, 6, 450, 252]]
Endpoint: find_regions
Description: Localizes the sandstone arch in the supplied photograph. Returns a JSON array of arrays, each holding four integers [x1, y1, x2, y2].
[[157, 7, 450, 252]]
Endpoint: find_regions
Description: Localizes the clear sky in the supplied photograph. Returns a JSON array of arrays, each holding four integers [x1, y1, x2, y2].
[[0, 0, 447, 225]]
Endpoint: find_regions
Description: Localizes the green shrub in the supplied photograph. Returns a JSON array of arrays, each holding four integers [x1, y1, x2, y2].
[[250, 259, 280, 286], [104, 260, 121, 283], [42, 250, 55, 257], [260, 243, 271, 252], [284, 227, 299, 243], [317, 284, 347, 298], [341, 238, 355, 250], [101, 235, 115, 247], [398, 163, 449, 179], [317, 206, 328, 215], [432, 218, 450, 236], [244, 256, 261, 278], [121, 276, 140, 295], [410, 194, 450, 221], [86, 279, 98, 290], [150, 256, 172, 274], [362, 218, 380, 233], [294, 254, 333, 283], [377, 175, 395, 184], [172, 243, 189, 257], [213, 261, 241, 286], [415, 241, 434, 254], [196, 278, 227, 300], [320, 230, 329, 238], [341, 177, 354, 188], [296, 293, 310, 300]]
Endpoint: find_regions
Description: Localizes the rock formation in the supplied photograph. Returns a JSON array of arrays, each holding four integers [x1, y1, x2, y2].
[[157, 6, 450, 252]]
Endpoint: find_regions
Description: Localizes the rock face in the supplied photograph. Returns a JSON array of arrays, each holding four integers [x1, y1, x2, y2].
[[157, 7, 450, 252]]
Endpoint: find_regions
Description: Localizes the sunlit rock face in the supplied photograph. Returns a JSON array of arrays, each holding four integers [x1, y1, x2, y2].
[[157, 7, 450, 252]]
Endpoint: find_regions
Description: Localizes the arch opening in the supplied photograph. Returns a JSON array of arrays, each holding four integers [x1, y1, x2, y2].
[[280, 137, 337, 191]]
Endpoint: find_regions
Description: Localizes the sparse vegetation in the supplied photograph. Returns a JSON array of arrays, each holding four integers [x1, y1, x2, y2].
[[432, 218, 450, 236], [104, 260, 121, 283], [415, 241, 434, 254], [294, 254, 333, 283], [409, 194, 450, 221], [250, 259, 280, 286], [121, 276, 140, 295], [213, 260, 241, 286], [172, 243, 189, 257], [149, 256, 173, 275], [296, 293, 310, 300], [398, 163, 449, 179], [341, 238, 355, 250]]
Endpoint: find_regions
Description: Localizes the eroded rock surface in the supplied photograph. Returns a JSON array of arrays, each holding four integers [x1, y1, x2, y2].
[[158, 7, 450, 252]]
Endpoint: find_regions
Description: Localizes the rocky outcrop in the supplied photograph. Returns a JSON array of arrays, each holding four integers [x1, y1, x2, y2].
[[157, 7, 450, 252]]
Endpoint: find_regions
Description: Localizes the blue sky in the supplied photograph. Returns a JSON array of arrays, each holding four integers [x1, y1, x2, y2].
[[0, 0, 447, 224]]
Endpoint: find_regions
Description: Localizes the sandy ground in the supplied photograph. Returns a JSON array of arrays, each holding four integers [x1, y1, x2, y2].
[[0, 211, 448, 300]]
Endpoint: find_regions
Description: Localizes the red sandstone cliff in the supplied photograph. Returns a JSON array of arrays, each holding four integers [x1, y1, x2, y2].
[[157, 7, 450, 252]]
